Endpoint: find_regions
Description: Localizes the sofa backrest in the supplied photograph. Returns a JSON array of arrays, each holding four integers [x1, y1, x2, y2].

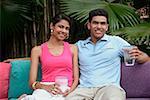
[[2, 59, 149, 99], [121, 61, 150, 98]]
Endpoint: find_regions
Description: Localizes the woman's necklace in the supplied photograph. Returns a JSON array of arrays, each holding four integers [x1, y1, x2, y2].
[[47, 42, 64, 56]]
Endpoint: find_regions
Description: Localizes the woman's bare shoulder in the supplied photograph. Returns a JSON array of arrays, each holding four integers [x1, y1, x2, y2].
[[31, 46, 42, 56], [32, 46, 41, 51], [69, 44, 77, 49], [69, 44, 78, 53]]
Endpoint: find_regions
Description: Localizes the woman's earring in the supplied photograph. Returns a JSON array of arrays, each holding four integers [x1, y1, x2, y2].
[[51, 29, 54, 35], [51, 29, 53, 33]]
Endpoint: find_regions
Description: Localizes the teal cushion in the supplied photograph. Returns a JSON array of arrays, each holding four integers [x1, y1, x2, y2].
[[8, 60, 42, 99], [9, 98, 17, 100]]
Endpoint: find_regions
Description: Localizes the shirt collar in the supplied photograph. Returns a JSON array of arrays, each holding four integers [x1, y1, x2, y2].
[[84, 34, 109, 44]]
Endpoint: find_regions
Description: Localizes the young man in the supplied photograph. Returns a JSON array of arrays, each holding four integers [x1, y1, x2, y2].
[[66, 9, 148, 100]]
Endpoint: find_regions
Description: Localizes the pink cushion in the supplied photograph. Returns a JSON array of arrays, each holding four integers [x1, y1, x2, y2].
[[0, 98, 8, 100], [0, 62, 11, 99]]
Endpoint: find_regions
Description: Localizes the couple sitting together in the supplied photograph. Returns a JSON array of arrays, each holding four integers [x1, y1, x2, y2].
[[8, 8, 149, 100]]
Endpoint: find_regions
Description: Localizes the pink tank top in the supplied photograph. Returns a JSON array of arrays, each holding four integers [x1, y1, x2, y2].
[[40, 42, 73, 86]]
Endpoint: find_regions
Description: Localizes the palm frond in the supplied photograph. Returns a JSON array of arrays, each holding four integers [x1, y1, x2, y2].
[[1, 0, 32, 35], [60, 0, 140, 31], [111, 23, 150, 45]]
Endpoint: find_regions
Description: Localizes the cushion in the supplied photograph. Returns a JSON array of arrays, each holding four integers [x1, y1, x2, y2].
[[121, 61, 150, 98], [0, 62, 11, 99], [0, 98, 8, 100], [8, 60, 42, 99]]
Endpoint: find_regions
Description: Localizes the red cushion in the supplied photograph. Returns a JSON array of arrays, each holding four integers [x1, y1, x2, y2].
[[0, 98, 8, 100], [0, 62, 11, 99]]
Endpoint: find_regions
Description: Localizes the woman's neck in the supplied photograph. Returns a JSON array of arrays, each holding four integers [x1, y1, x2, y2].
[[47, 37, 64, 47]]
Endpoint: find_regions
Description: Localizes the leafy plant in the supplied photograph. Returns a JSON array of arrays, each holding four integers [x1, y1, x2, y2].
[[1, 0, 32, 35], [0, 0, 44, 60], [112, 23, 150, 46], [59, 0, 140, 31]]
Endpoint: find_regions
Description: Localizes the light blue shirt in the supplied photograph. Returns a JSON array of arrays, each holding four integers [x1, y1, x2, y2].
[[76, 34, 130, 87]]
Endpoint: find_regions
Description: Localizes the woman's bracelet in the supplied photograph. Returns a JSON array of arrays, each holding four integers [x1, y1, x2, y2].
[[31, 81, 39, 90]]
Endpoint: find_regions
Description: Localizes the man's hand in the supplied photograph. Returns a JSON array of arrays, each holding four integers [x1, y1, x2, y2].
[[129, 46, 150, 63]]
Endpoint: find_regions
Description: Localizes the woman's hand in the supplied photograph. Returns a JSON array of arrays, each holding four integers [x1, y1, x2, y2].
[[42, 84, 62, 95], [62, 89, 70, 97]]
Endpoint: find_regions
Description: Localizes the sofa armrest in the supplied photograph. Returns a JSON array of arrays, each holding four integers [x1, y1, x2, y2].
[[121, 61, 150, 98]]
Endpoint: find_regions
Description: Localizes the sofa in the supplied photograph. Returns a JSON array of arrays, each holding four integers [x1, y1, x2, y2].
[[0, 60, 150, 100]]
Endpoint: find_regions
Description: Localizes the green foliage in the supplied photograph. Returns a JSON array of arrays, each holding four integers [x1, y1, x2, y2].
[[0, 0, 44, 60], [111, 23, 150, 46], [1, 0, 32, 35], [0, 0, 44, 36], [60, 0, 140, 31], [59, 0, 150, 49]]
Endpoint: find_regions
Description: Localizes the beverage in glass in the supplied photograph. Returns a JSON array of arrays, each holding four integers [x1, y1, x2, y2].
[[123, 46, 135, 66], [55, 76, 68, 92]]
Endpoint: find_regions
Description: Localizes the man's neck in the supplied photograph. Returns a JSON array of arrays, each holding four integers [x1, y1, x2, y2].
[[90, 35, 104, 44], [91, 38, 99, 44]]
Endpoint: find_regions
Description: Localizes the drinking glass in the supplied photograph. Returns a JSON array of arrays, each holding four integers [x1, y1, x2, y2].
[[123, 46, 135, 66], [55, 76, 68, 92]]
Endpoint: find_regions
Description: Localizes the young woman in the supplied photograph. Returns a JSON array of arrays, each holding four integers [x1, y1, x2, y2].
[[20, 14, 79, 100]]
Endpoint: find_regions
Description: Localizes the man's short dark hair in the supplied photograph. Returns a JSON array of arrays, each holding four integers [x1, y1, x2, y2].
[[88, 8, 108, 23]]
